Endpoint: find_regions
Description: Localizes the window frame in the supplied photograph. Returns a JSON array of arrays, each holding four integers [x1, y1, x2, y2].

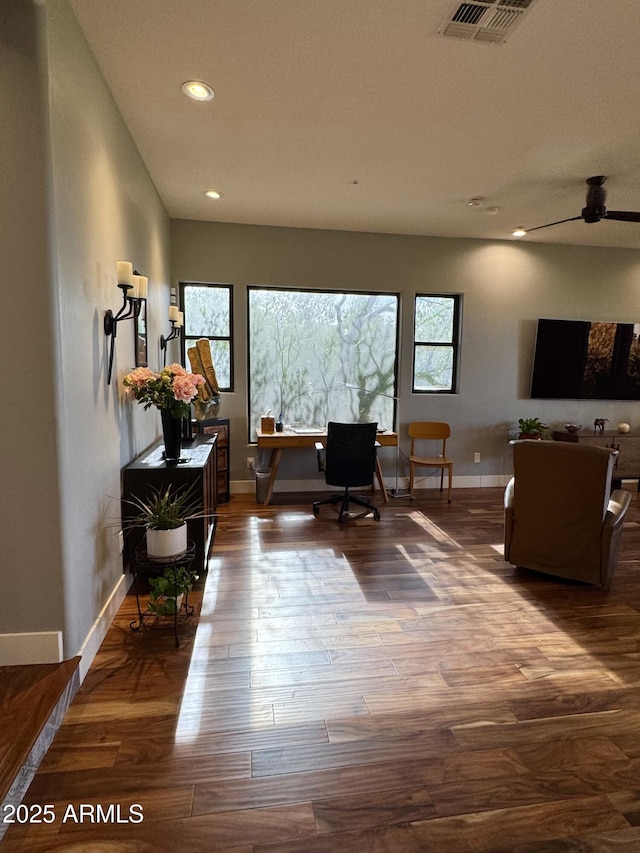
[[412, 293, 461, 394], [180, 281, 234, 391], [247, 284, 400, 442]]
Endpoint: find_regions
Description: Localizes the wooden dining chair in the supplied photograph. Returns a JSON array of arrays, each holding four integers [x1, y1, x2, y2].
[[408, 422, 453, 502]]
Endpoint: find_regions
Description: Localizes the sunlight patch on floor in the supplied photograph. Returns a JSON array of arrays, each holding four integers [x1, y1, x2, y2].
[[408, 510, 462, 546]]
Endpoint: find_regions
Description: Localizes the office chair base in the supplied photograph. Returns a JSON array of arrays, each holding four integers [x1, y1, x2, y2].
[[313, 492, 380, 524]]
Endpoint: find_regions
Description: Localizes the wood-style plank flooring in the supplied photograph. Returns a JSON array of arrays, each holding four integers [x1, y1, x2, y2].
[[5, 486, 640, 851]]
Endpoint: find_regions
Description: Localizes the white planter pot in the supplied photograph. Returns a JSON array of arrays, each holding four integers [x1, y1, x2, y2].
[[146, 525, 188, 561]]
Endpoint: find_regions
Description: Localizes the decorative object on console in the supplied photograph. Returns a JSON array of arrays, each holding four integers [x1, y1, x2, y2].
[[187, 339, 221, 420], [564, 423, 582, 434], [123, 364, 205, 462], [104, 261, 149, 385], [594, 418, 609, 434], [160, 305, 184, 367], [517, 417, 548, 439], [618, 422, 631, 434]]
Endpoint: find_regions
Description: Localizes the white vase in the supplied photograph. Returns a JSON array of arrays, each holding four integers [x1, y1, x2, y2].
[[146, 525, 187, 561]]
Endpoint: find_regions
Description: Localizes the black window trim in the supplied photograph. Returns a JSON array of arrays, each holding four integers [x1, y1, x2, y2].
[[247, 284, 401, 443], [412, 292, 462, 394], [179, 281, 234, 392]]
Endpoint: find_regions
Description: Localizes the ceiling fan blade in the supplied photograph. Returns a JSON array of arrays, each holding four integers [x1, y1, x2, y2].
[[603, 210, 640, 223], [524, 216, 583, 234]]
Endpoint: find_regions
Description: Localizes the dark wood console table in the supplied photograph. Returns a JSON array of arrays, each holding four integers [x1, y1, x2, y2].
[[121, 434, 217, 573], [552, 429, 640, 484]]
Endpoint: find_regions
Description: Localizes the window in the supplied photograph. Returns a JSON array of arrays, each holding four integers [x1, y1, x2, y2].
[[180, 283, 233, 390], [248, 287, 399, 438], [413, 294, 461, 393]]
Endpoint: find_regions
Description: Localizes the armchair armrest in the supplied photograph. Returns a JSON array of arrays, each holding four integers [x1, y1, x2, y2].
[[605, 489, 631, 533], [503, 477, 515, 562], [600, 488, 631, 584], [315, 441, 325, 472]]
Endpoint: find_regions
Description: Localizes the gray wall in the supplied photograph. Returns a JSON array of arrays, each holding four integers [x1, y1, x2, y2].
[[0, 0, 171, 663], [0, 0, 64, 646], [171, 219, 640, 487]]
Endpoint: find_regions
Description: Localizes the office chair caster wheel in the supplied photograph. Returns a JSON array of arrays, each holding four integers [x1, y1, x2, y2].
[[373, 509, 380, 521], [312, 505, 319, 516]]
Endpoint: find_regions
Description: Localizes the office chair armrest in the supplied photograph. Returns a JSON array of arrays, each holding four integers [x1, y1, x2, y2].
[[315, 441, 325, 472]]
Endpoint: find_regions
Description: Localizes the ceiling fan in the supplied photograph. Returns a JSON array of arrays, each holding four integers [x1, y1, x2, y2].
[[513, 176, 640, 237]]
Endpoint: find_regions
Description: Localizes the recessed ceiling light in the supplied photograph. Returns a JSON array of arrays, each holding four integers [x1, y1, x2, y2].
[[512, 227, 527, 237], [182, 81, 214, 101], [205, 189, 223, 200]]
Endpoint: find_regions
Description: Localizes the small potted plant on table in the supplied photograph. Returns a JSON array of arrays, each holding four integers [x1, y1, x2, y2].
[[518, 417, 548, 440]]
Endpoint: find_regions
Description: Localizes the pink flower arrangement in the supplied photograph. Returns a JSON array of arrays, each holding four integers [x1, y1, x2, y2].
[[123, 363, 205, 418]]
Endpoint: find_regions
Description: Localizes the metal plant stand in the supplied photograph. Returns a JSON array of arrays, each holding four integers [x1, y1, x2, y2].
[[130, 542, 197, 648]]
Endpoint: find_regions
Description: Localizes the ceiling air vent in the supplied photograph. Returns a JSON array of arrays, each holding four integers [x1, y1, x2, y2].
[[438, 0, 538, 44]]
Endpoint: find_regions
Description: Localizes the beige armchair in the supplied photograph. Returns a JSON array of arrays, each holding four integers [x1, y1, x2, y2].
[[504, 440, 631, 585]]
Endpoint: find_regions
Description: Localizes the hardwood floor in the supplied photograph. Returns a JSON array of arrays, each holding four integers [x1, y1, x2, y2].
[[5, 486, 640, 851]]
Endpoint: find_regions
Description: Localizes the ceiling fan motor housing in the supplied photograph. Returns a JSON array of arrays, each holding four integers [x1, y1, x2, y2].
[[583, 176, 607, 222], [582, 205, 605, 223]]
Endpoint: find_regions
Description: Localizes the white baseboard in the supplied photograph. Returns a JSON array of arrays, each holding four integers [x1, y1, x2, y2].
[[0, 632, 64, 666], [0, 573, 132, 676], [231, 474, 512, 495], [77, 572, 131, 683]]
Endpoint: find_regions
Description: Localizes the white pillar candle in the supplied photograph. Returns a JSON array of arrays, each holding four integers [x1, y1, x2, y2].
[[137, 276, 148, 299], [176, 311, 184, 328], [130, 275, 141, 298], [117, 261, 133, 286], [168, 305, 180, 322]]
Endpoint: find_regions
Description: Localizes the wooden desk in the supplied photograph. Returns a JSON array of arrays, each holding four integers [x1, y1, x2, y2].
[[255, 429, 398, 506]]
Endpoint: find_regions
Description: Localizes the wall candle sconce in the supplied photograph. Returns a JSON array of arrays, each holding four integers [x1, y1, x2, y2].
[[160, 305, 183, 366], [104, 261, 148, 385]]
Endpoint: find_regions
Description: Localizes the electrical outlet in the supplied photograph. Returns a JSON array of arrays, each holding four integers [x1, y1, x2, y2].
[[118, 530, 124, 554], [474, 452, 481, 464], [247, 456, 254, 469]]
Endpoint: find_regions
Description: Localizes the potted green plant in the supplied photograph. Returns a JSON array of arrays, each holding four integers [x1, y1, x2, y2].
[[518, 417, 548, 439], [123, 483, 209, 560], [148, 564, 199, 616]]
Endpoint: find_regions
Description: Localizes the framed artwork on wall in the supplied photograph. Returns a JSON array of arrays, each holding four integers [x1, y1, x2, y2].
[[135, 298, 148, 367]]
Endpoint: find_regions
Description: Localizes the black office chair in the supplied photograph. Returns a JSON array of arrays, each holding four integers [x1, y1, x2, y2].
[[313, 422, 381, 523]]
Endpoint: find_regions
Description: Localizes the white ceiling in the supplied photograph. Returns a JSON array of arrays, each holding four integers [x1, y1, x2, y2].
[[69, 0, 640, 249]]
